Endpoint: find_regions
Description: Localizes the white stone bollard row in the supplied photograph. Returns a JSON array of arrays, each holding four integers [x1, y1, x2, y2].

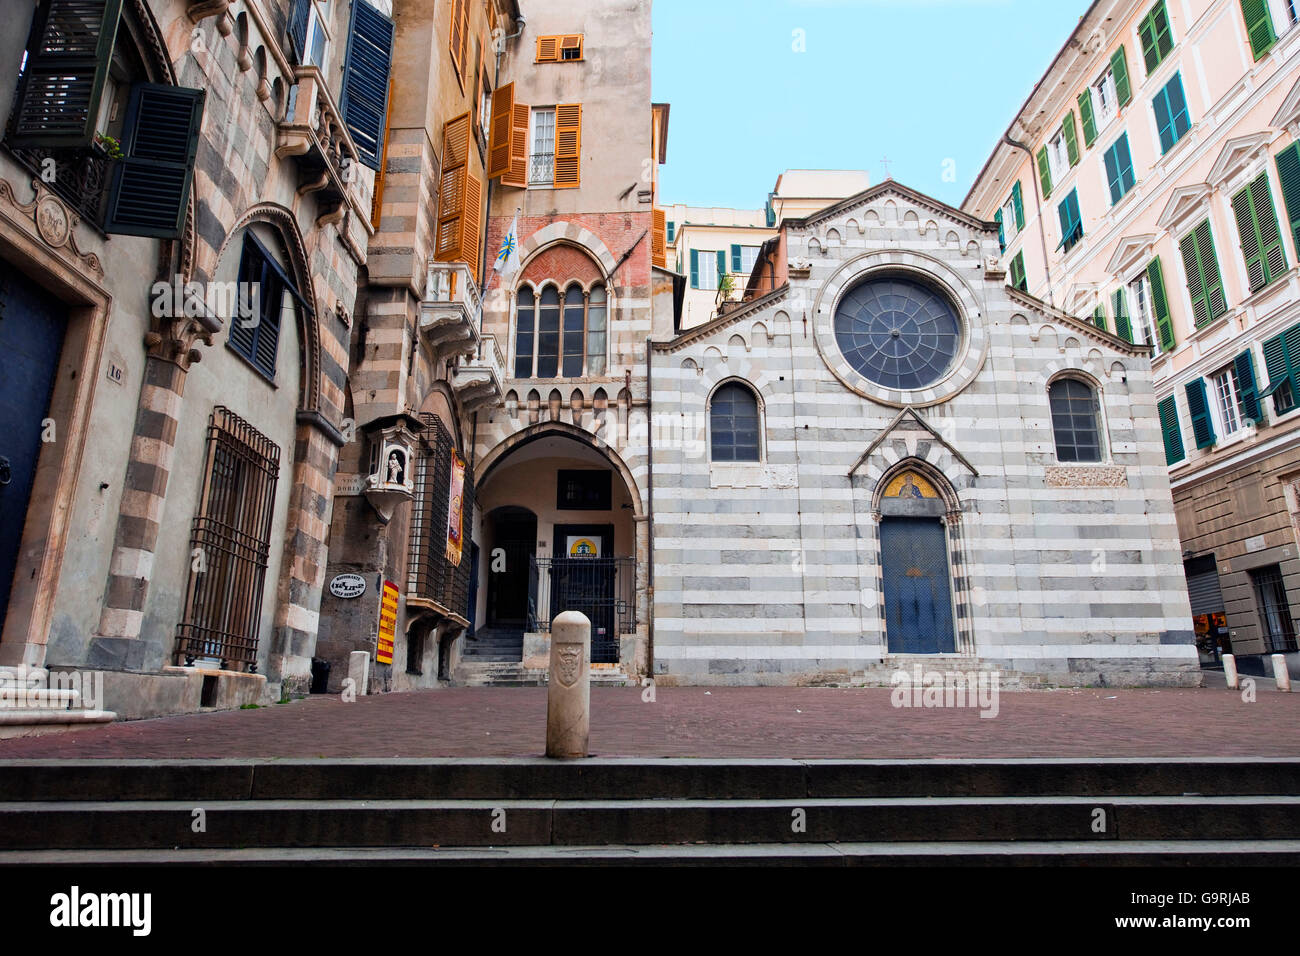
[[546, 611, 591, 758]]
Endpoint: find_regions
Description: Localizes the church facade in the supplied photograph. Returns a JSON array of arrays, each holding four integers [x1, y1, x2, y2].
[[647, 181, 1201, 687]]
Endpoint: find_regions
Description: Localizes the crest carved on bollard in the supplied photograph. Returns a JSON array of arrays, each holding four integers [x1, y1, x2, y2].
[[555, 644, 584, 687]]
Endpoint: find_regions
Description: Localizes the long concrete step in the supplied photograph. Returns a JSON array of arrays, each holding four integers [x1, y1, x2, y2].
[[5, 840, 1300, 866], [1, 796, 1298, 849], [5, 757, 1300, 802]]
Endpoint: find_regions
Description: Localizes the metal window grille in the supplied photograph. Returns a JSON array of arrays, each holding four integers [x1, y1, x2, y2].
[[1251, 565, 1298, 653], [407, 414, 476, 618], [175, 407, 281, 670]]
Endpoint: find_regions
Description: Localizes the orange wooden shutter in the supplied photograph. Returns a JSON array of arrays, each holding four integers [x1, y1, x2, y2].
[[502, 102, 529, 187], [488, 82, 515, 178], [436, 112, 474, 262], [449, 0, 468, 77], [462, 169, 483, 274], [536, 35, 559, 62], [651, 208, 666, 268], [554, 103, 581, 188], [560, 35, 583, 59]]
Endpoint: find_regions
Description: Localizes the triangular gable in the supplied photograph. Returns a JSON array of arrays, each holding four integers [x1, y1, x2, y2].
[[654, 283, 790, 354], [1272, 76, 1300, 132], [1006, 286, 1148, 355], [1207, 132, 1272, 187], [849, 406, 979, 479], [1106, 233, 1158, 275], [1156, 183, 1213, 231], [787, 179, 995, 235]]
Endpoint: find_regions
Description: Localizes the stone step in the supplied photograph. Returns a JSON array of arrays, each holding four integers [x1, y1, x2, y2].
[[0, 666, 49, 688], [0, 709, 116, 740], [5, 839, 1300, 867], [6, 757, 1299, 803], [1, 795, 1298, 850], [0, 689, 80, 708]]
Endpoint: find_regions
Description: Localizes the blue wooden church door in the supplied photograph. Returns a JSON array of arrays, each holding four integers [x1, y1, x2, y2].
[[0, 260, 67, 626], [881, 517, 957, 654]]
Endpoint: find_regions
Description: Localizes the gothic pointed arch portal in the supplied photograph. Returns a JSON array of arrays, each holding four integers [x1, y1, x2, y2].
[[872, 460, 965, 656]]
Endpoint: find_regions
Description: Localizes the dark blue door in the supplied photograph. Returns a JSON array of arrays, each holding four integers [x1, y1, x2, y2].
[[881, 517, 956, 654], [0, 261, 67, 626]]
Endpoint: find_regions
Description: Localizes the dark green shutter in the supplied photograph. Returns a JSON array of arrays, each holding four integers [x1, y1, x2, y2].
[[1111, 46, 1132, 106], [1233, 173, 1287, 292], [1277, 144, 1300, 254], [730, 244, 741, 273], [228, 242, 259, 361], [1104, 143, 1122, 204], [666, 220, 675, 242], [104, 83, 205, 238], [689, 249, 699, 289], [1036, 147, 1052, 199], [1009, 251, 1027, 292], [1113, 287, 1133, 343], [1185, 378, 1216, 449], [995, 210, 1005, 253], [1011, 181, 1025, 230], [1078, 91, 1097, 148], [1183, 219, 1227, 325], [1158, 395, 1186, 464], [716, 251, 726, 285], [1141, 1, 1174, 72], [1093, 305, 1108, 333], [288, 0, 310, 62], [1140, 9, 1160, 72], [9, 0, 124, 147], [1147, 256, 1176, 352], [253, 276, 284, 378], [340, 0, 394, 170], [1235, 349, 1263, 424], [1241, 0, 1277, 59], [1063, 111, 1080, 167]]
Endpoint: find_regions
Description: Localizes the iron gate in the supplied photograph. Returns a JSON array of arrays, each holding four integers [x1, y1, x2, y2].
[[529, 557, 634, 664]]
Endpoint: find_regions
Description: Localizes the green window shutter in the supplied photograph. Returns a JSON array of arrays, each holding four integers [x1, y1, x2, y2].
[[1194, 219, 1227, 321], [1179, 231, 1211, 329], [1063, 111, 1080, 167], [1112, 287, 1133, 343], [666, 220, 675, 242], [995, 210, 1005, 253], [1140, 11, 1160, 73], [1241, 0, 1277, 59], [104, 83, 206, 238], [1009, 251, 1027, 292], [1036, 146, 1053, 199], [1158, 395, 1186, 464], [1078, 91, 1097, 148], [9, 0, 125, 147], [716, 250, 726, 285], [689, 249, 699, 289], [1277, 144, 1300, 255], [1093, 305, 1108, 333], [1111, 46, 1132, 106], [730, 244, 741, 273], [1235, 349, 1263, 424], [1185, 378, 1216, 449], [1261, 329, 1300, 414], [1011, 181, 1025, 230], [340, 0, 395, 171], [1104, 143, 1122, 204], [1147, 256, 1176, 352], [1233, 173, 1287, 292]]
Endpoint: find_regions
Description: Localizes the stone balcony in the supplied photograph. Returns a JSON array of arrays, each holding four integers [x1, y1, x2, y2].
[[420, 259, 482, 363], [275, 67, 360, 226], [451, 333, 506, 412]]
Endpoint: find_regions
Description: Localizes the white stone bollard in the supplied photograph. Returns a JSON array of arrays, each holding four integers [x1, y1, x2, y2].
[[348, 651, 370, 696], [546, 611, 590, 758], [1271, 654, 1291, 692], [1222, 653, 1238, 690]]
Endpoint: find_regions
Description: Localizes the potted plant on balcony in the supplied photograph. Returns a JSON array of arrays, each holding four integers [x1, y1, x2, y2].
[[92, 132, 124, 160]]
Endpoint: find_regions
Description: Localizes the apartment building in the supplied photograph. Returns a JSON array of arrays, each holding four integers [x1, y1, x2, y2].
[[964, 0, 1300, 672], [0, 0, 392, 723]]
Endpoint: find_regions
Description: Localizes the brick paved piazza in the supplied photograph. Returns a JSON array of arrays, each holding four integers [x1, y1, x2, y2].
[[1, 685, 1298, 759]]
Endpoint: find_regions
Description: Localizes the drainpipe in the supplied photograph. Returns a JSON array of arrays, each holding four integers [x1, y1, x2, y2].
[[1003, 135, 1055, 309], [644, 335, 655, 680]]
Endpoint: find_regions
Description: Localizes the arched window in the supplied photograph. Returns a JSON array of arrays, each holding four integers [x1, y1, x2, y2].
[[710, 382, 761, 462], [513, 282, 607, 378], [1048, 378, 1103, 462]]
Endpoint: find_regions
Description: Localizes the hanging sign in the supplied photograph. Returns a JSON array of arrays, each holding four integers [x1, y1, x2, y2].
[[377, 579, 398, 665]]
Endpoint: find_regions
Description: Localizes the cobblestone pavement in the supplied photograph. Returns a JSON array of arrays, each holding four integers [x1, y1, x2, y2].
[[1, 683, 1298, 758]]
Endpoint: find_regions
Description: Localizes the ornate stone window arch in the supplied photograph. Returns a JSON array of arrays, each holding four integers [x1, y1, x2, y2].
[[707, 377, 764, 463], [1046, 370, 1108, 464], [512, 275, 608, 379]]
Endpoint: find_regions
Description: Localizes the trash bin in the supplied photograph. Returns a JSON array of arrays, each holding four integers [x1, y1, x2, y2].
[[310, 657, 331, 694]]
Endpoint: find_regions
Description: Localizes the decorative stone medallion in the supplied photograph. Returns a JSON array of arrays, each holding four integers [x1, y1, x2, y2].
[[554, 644, 583, 687]]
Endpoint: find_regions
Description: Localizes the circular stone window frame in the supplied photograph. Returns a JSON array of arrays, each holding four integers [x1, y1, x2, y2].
[[812, 251, 989, 408]]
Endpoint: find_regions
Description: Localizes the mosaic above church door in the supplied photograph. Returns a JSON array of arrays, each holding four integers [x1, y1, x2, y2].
[[879, 472, 956, 654]]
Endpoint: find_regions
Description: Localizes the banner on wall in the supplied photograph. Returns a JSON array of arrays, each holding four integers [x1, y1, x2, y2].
[[377, 579, 398, 665], [445, 450, 466, 567]]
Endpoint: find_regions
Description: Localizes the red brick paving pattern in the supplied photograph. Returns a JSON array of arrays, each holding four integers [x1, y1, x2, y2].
[[1, 686, 1299, 759]]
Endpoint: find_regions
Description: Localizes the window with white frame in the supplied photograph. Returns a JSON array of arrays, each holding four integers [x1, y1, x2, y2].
[[305, 0, 330, 69], [738, 244, 760, 276], [697, 250, 719, 291], [1048, 125, 1071, 181], [529, 107, 556, 185], [1092, 67, 1119, 132], [1001, 196, 1020, 243], [1213, 365, 1245, 438], [1129, 273, 1161, 356]]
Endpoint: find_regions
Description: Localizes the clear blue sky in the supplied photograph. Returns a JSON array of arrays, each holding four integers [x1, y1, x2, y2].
[[651, 0, 1091, 210]]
